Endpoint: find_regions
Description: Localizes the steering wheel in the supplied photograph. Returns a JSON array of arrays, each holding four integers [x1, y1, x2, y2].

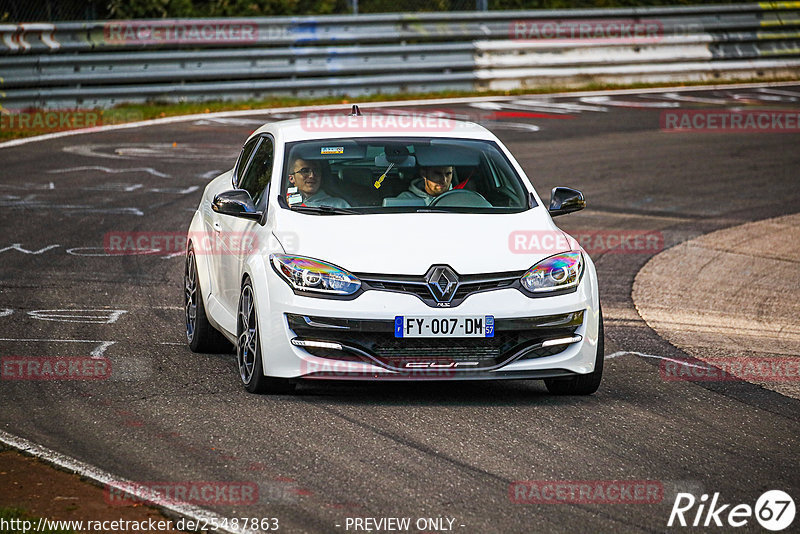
[[428, 189, 493, 208]]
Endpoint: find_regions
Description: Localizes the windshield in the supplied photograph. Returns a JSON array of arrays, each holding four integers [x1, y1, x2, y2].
[[280, 138, 533, 214]]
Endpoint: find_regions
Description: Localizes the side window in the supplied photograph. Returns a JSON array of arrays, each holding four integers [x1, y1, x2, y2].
[[234, 137, 260, 186], [239, 136, 274, 205]]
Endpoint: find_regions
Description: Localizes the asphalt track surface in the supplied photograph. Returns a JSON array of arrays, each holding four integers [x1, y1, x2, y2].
[[1, 84, 799, 533]]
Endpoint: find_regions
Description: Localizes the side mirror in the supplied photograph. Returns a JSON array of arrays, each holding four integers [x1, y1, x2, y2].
[[548, 187, 585, 217], [212, 190, 262, 221]]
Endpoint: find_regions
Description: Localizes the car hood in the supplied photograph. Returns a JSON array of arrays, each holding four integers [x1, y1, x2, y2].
[[272, 209, 573, 274]]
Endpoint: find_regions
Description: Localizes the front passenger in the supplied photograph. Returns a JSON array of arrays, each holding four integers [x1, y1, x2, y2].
[[287, 158, 350, 208]]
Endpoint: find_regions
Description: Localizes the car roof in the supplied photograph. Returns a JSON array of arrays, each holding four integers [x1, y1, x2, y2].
[[250, 113, 498, 143]]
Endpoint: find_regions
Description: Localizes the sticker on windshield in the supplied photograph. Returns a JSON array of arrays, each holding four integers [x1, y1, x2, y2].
[[321, 146, 344, 155], [287, 193, 303, 205]]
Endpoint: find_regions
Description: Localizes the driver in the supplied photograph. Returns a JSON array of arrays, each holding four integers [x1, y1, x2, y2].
[[393, 166, 454, 205], [288, 158, 350, 208]]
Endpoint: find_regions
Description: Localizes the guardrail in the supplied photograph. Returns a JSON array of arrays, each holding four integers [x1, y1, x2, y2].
[[1, 3, 799, 109]]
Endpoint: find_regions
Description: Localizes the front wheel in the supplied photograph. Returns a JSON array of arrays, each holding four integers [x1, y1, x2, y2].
[[237, 279, 295, 395], [544, 307, 604, 395]]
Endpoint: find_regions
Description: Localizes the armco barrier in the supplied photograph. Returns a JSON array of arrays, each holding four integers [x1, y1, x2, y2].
[[0, 3, 799, 109]]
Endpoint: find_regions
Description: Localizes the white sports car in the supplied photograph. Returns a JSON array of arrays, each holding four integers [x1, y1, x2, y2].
[[184, 107, 603, 394]]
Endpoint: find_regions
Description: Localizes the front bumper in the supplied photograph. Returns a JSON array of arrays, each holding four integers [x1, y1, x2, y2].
[[288, 311, 583, 374], [257, 261, 600, 380]]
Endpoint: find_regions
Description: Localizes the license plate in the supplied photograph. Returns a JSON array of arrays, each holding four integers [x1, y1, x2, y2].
[[394, 316, 494, 338]]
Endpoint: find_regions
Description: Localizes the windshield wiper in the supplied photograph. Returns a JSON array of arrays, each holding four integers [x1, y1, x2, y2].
[[289, 205, 360, 215], [416, 208, 451, 213]]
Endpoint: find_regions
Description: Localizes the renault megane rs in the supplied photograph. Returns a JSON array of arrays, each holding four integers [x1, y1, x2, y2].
[[184, 107, 603, 394]]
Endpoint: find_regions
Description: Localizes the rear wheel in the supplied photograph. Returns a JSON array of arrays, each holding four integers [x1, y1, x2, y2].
[[544, 307, 604, 395], [185, 245, 232, 353], [237, 279, 295, 395]]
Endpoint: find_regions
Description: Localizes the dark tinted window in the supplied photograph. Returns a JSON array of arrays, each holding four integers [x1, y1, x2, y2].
[[234, 137, 260, 185], [239, 137, 274, 205]]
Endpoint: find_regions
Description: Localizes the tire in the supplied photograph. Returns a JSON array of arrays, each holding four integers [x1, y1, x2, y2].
[[237, 278, 296, 395], [544, 307, 604, 395], [184, 245, 232, 353]]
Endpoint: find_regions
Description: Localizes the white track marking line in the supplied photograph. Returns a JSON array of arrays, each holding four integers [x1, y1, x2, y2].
[[652, 92, 733, 104], [65, 246, 161, 257], [757, 87, 800, 97], [0, 182, 59, 191], [0, 338, 116, 357], [607, 350, 707, 369], [580, 95, 681, 108], [2, 82, 799, 149], [82, 183, 144, 192], [721, 91, 799, 103], [469, 102, 505, 110], [47, 166, 170, 178], [0, 243, 60, 255], [0, 430, 256, 534], [510, 99, 609, 112], [28, 309, 127, 324], [192, 117, 265, 125], [742, 93, 796, 102], [470, 101, 574, 114], [90, 341, 116, 357], [491, 122, 541, 132], [149, 185, 199, 194], [0, 201, 143, 215], [0, 308, 14, 317]]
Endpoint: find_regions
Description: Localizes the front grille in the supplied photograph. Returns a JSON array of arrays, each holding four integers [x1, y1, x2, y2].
[[358, 270, 523, 308], [517, 345, 566, 360], [362, 280, 430, 300], [453, 277, 517, 300], [374, 345, 501, 360], [287, 311, 583, 371], [373, 333, 515, 362]]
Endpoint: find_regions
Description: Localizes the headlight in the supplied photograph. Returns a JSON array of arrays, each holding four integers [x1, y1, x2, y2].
[[271, 254, 361, 295], [521, 251, 584, 293]]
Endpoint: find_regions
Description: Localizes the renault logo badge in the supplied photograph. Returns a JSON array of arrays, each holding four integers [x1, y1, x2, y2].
[[426, 266, 459, 303]]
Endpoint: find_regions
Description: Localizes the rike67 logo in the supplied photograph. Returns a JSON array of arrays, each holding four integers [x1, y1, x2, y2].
[[668, 490, 795, 531]]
